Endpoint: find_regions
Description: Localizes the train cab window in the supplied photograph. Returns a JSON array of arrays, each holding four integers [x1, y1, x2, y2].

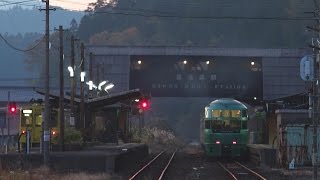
[[35, 114, 42, 126], [231, 110, 241, 118], [21, 114, 32, 126], [222, 110, 231, 117], [205, 121, 211, 129], [212, 120, 222, 129], [212, 110, 221, 118], [242, 110, 248, 118]]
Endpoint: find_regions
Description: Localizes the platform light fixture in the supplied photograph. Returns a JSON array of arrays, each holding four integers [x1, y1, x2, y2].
[[86, 80, 114, 92], [98, 81, 107, 90], [183, 60, 187, 64], [23, 109, 32, 114], [68, 66, 74, 77], [86, 80, 97, 90], [206, 61, 210, 65], [254, 97, 257, 100], [104, 83, 115, 91], [80, 72, 86, 82], [138, 60, 142, 64], [251, 61, 255, 66]]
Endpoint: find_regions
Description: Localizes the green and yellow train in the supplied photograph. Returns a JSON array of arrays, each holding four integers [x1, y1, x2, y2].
[[200, 98, 249, 157], [19, 103, 60, 147]]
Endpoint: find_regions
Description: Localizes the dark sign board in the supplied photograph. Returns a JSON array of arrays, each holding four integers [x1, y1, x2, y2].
[[130, 56, 263, 98], [0, 112, 6, 128]]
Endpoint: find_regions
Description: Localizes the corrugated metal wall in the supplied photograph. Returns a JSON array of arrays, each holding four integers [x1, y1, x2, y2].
[[277, 110, 318, 167], [92, 55, 130, 93], [262, 57, 305, 100]]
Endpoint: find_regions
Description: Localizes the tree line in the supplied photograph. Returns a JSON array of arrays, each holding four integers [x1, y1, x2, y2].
[[78, 0, 313, 48]]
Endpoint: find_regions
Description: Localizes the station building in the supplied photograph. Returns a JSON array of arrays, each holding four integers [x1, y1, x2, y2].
[[86, 46, 308, 144]]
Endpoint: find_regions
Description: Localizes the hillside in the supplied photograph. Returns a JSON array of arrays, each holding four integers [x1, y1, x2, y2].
[[79, 0, 314, 48], [0, 6, 84, 87], [0, 6, 84, 35]]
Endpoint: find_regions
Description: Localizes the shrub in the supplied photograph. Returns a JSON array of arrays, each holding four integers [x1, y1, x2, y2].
[[52, 127, 83, 144], [63, 127, 83, 145]]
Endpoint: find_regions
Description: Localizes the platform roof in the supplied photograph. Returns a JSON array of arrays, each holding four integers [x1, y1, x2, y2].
[[35, 88, 142, 109]]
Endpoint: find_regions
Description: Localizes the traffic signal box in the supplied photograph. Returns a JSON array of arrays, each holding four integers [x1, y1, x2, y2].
[[8, 102, 17, 114], [139, 99, 149, 111], [131, 98, 150, 114]]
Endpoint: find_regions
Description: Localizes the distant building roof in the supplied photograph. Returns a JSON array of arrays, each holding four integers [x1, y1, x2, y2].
[[0, 87, 43, 102]]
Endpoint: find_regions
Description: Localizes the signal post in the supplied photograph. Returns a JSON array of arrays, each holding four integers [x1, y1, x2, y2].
[[305, 13, 320, 179]]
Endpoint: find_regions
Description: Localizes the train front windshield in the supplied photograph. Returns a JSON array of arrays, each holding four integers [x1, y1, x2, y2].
[[205, 120, 241, 132], [205, 109, 247, 132]]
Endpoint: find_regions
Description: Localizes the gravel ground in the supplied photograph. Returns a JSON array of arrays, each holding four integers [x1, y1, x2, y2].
[[119, 148, 315, 180], [1, 151, 316, 180]]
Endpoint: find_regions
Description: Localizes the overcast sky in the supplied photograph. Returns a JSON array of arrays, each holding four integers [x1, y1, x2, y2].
[[50, 0, 95, 11], [0, 0, 97, 11]]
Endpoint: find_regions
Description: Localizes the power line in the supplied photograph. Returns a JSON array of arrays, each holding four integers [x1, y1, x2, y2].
[[0, 0, 37, 7], [0, 34, 44, 52], [93, 10, 315, 21]]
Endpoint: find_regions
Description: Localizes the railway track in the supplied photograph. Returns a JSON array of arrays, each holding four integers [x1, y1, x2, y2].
[[129, 149, 177, 180], [218, 161, 267, 180]]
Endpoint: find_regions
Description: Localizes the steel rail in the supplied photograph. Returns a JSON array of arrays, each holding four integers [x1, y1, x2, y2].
[[235, 161, 267, 180], [217, 161, 238, 180], [218, 161, 267, 180], [129, 150, 165, 180], [158, 149, 177, 180]]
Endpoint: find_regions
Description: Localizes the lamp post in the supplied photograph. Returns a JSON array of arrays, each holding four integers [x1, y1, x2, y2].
[[86, 80, 114, 95], [68, 66, 75, 126], [80, 43, 85, 131], [80, 71, 85, 129]]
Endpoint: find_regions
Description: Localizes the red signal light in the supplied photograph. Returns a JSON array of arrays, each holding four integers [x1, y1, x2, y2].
[[142, 102, 147, 108], [8, 102, 17, 114], [10, 107, 16, 113], [139, 99, 149, 110]]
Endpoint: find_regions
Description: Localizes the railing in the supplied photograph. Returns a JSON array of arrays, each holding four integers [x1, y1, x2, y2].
[[0, 135, 18, 153]]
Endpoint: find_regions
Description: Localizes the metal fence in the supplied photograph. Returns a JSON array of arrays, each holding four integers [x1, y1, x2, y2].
[[0, 135, 18, 153]]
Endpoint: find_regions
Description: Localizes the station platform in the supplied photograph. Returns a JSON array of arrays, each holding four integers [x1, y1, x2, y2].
[[247, 144, 276, 168], [0, 143, 148, 173]]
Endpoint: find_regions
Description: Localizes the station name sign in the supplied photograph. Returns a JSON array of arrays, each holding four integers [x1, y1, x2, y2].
[[130, 56, 263, 98]]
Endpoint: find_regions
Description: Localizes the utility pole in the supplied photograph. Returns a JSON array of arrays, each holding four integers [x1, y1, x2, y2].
[[315, 15, 320, 180], [58, 25, 65, 151], [313, 52, 318, 180], [89, 52, 93, 81], [307, 11, 320, 180], [80, 43, 85, 132], [70, 35, 75, 127], [40, 0, 55, 167], [44, 0, 50, 166], [89, 52, 93, 98], [316, 10, 320, 180], [6, 91, 10, 154]]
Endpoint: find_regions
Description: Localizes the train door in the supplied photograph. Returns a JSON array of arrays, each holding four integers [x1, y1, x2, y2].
[[32, 106, 43, 144], [20, 108, 33, 144]]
